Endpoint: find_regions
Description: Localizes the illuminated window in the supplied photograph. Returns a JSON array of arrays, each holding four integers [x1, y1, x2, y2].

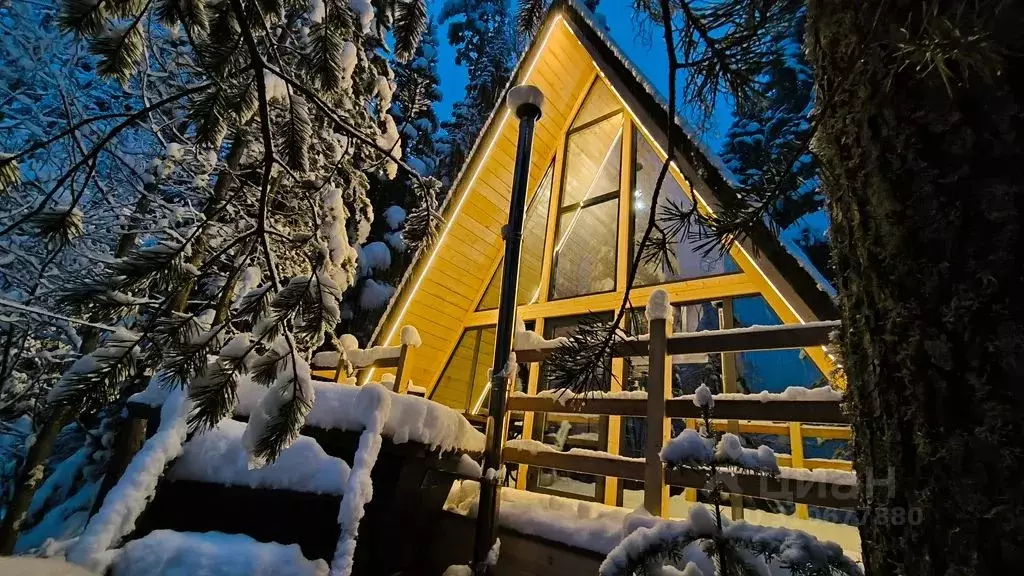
[[430, 326, 495, 411], [550, 81, 623, 300], [476, 165, 555, 311], [631, 135, 738, 285]]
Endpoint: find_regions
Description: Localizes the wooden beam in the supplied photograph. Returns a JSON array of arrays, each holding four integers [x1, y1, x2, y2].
[[507, 395, 646, 416], [463, 273, 760, 328], [503, 447, 644, 481], [790, 422, 810, 519], [664, 468, 858, 510], [665, 399, 847, 424]]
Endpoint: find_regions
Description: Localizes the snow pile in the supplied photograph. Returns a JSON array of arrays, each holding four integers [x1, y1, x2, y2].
[[504, 439, 643, 464], [234, 378, 484, 453], [456, 454, 482, 478], [128, 372, 172, 407], [513, 319, 567, 351], [109, 530, 328, 576], [722, 522, 861, 575], [661, 430, 779, 475], [329, 384, 390, 576], [691, 384, 714, 410], [715, 433, 779, 474], [406, 383, 426, 395], [677, 386, 842, 403], [659, 429, 713, 465], [168, 419, 349, 494], [358, 279, 395, 311], [777, 467, 857, 487], [661, 564, 704, 576], [645, 289, 673, 322], [383, 205, 406, 229], [361, 242, 391, 272], [312, 336, 401, 369], [600, 507, 717, 576], [400, 325, 421, 347], [442, 567, 471, 576], [68, 390, 191, 572], [445, 480, 650, 554]]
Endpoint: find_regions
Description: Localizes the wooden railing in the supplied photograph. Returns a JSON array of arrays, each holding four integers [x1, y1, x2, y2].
[[504, 316, 855, 520], [311, 331, 417, 394]]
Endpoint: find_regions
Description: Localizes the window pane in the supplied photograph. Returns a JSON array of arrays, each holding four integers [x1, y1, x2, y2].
[[477, 166, 555, 311], [527, 314, 610, 502], [632, 136, 737, 284], [731, 296, 827, 392], [623, 302, 722, 398], [571, 79, 620, 129], [430, 327, 495, 411], [562, 116, 623, 207], [550, 199, 618, 299]]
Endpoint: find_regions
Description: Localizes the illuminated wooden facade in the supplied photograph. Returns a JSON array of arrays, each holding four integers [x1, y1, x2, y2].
[[366, 3, 838, 412]]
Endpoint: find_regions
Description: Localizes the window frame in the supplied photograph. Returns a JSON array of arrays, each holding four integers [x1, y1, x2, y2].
[[547, 99, 625, 302]]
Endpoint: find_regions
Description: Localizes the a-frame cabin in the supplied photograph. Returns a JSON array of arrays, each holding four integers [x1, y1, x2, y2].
[[366, 0, 838, 413]]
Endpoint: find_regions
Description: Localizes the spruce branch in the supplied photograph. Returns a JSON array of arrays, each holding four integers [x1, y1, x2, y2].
[[393, 0, 427, 62], [515, 0, 546, 39], [89, 2, 151, 85]]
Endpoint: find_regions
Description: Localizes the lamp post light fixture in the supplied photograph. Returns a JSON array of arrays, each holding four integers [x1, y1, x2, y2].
[[471, 84, 544, 574]]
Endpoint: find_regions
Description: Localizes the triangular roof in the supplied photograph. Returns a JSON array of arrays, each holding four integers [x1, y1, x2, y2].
[[365, 0, 836, 391]]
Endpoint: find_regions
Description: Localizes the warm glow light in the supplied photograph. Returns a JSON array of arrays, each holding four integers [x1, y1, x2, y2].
[[552, 127, 624, 255], [556, 19, 812, 330], [365, 16, 565, 385]]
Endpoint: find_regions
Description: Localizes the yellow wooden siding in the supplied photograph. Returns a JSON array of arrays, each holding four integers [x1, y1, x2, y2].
[[372, 22, 597, 395]]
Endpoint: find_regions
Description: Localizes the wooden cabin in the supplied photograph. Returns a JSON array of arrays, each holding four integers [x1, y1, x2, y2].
[[359, 0, 852, 513]]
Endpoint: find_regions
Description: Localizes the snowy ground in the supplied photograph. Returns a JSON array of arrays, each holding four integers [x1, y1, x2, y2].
[[444, 481, 862, 564]]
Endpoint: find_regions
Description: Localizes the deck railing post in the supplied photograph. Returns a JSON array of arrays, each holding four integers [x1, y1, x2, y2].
[[644, 312, 671, 516], [790, 422, 810, 519], [473, 85, 544, 574], [395, 342, 412, 393]]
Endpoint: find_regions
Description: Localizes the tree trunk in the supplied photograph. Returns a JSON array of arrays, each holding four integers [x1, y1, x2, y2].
[[807, 1, 1024, 573], [0, 408, 70, 554]]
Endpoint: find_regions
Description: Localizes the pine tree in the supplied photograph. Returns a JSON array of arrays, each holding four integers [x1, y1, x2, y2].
[[0, 0, 440, 550], [437, 0, 515, 183], [392, 18, 443, 178], [718, 8, 832, 283]]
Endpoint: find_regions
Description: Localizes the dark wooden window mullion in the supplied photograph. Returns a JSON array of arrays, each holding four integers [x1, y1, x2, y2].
[[568, 108, 624, 136], [558, 191, 619, 215]]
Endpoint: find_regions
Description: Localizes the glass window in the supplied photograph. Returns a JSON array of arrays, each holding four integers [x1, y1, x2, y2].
[[527, 314, 612, 502], [430, 326, 495, 411], [571, 78, 620, 129], [550, 111, 623, 300], [731, 296, 827, 392], [631, 135, 739, 285], [477, 165, 555, 311]]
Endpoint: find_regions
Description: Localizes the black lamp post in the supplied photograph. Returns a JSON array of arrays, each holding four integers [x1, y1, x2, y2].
[[471, 84, 544, 574]]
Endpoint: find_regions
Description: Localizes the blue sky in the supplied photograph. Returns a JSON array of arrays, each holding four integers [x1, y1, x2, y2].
[[428, 0, 734, 151]]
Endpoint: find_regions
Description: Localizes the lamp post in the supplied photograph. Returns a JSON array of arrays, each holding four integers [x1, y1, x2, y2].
[[472, 84, 544, 574]]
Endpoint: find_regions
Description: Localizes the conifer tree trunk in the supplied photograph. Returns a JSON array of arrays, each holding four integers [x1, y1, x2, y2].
[[807, 1, 1024, 573]]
